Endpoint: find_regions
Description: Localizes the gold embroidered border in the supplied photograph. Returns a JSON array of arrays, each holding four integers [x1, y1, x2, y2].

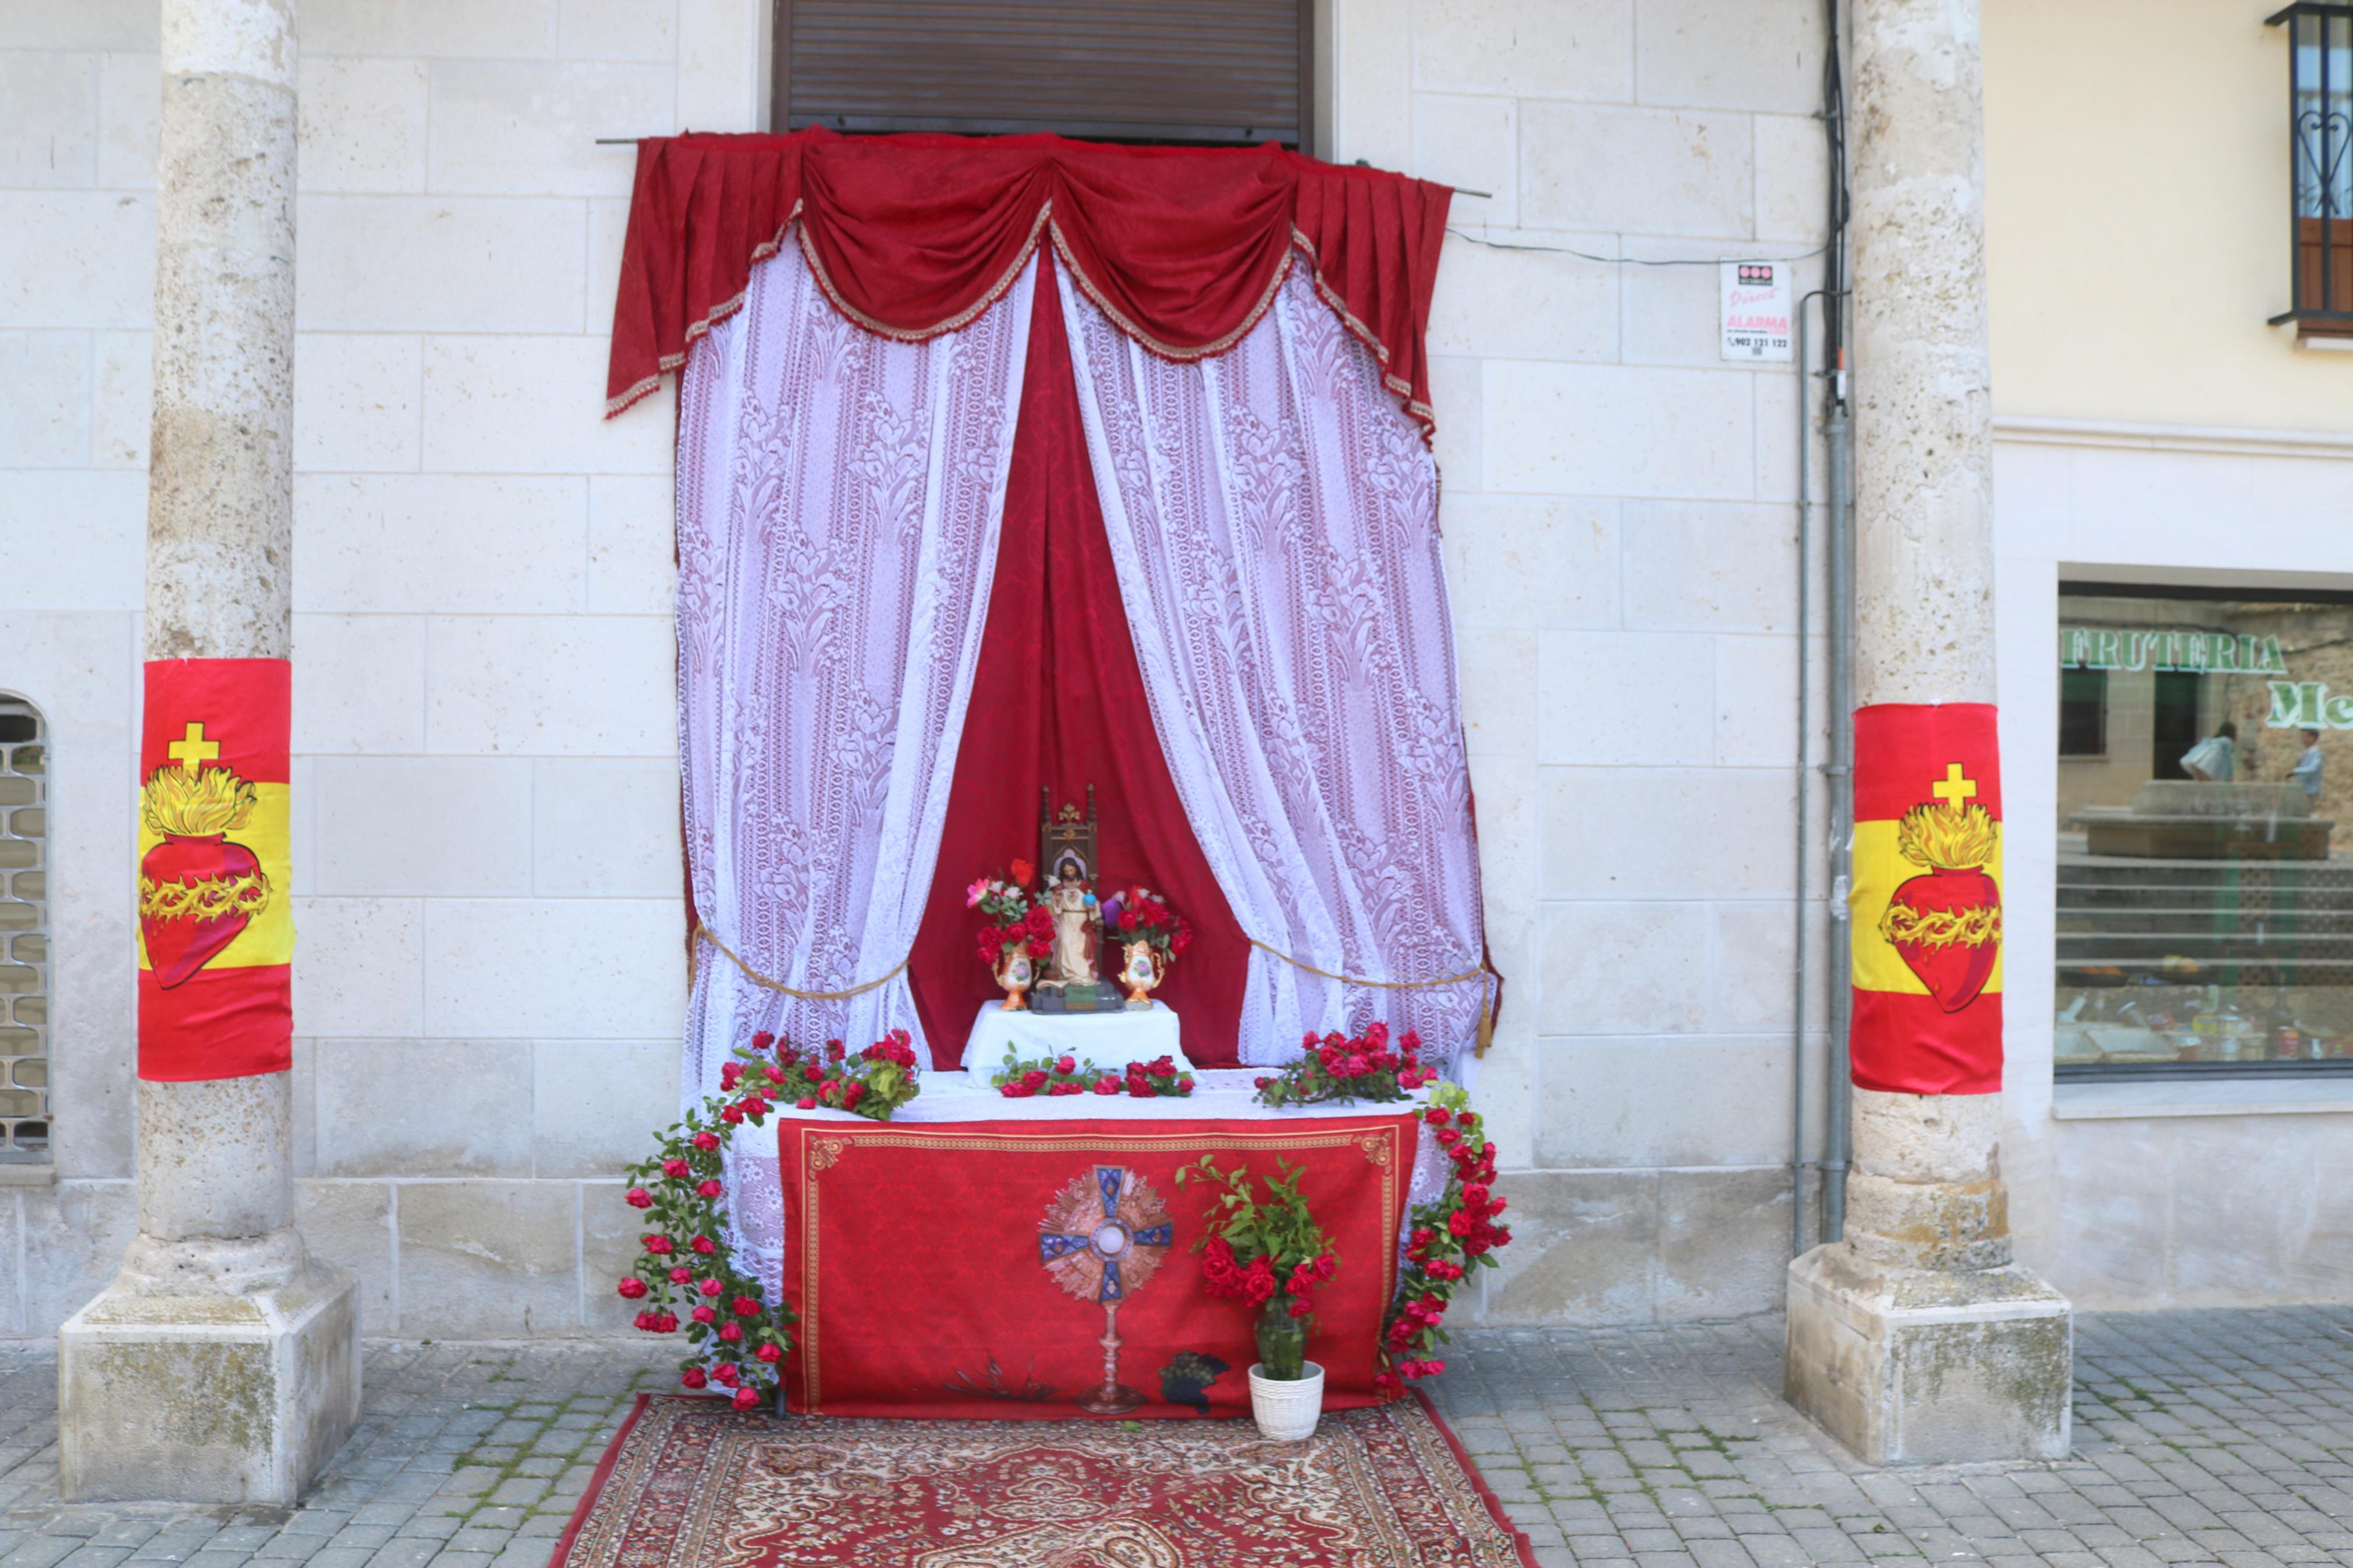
[[790, 1119, 1407, 1414]]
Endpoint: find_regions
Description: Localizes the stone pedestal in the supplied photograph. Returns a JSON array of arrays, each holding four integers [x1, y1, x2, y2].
[[1787, 1246, 2070, 1466], [59, 1261, 359, 1504]]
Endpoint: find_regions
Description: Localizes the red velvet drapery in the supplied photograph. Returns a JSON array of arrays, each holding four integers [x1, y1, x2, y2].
[[605, 129, 1451, 436], [907, 259, 1250, 1070]]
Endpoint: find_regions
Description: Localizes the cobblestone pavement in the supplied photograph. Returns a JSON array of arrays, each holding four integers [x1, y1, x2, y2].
[[1, 1309, 2348, 1568]]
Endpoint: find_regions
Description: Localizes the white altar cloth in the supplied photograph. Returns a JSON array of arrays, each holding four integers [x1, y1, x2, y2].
[[960, 999, 1190, 1075]]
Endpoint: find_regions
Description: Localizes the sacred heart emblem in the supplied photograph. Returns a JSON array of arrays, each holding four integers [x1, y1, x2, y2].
[[138, 742, 272, 990], [1878, 765, 2001, 1014]]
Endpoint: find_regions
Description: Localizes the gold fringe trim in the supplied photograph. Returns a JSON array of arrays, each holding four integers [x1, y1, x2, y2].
[[694, 925, 912, 1001], [1879, 902, 2001, 952], [140, 869, 271, 924]]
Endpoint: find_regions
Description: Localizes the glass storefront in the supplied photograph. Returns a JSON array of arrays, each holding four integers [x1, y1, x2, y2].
[[2056, 585, 2353, 1076]]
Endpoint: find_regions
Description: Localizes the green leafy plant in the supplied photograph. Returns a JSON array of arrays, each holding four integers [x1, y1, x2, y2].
[[1177, 1155, 1336, 1380]]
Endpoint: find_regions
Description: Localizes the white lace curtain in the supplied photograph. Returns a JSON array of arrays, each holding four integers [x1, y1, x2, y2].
[[1057, 264, 1490, 1068], [673, 246, 1034, 1286]]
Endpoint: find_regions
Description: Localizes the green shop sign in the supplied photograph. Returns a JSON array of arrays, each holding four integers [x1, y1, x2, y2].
[[2059, 628, 2288, 675]]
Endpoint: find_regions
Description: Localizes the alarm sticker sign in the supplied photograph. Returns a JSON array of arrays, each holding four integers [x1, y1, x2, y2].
[[1720, 259, 1793, 361]]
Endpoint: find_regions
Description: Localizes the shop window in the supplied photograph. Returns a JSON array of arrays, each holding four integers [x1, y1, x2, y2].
[[2058, 666, 2108, 756], [2267, 5, 2353, 339], [0, 695, 45, 1158], [775, 0, 1315, 152], [2056, 585, 2353, 1078]]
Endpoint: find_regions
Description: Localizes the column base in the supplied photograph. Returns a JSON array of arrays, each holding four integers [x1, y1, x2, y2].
[[1785, 1242, 2071, 1466], [58, 1259, 359, 1504]]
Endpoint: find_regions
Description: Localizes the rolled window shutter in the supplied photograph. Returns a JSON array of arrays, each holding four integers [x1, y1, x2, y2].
[[780, 0, 1309, 151]]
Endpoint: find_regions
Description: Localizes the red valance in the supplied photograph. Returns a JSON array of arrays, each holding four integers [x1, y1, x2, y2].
[[604, 129, 1453, 436]]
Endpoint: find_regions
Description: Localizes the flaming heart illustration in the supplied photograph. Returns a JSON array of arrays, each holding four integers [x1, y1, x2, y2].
[[139, 760, 272, 989], [1877, 769, 2001, 1014]]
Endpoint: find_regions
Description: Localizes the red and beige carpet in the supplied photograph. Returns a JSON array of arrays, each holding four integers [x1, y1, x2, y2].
[[553, 1393, 1535, 1567]]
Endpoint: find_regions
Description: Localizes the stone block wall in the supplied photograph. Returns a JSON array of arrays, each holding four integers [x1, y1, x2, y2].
[[0, 0, 766, 1338], [1326, 0, 1833, 1325], [3, 0, 1833, 1334]]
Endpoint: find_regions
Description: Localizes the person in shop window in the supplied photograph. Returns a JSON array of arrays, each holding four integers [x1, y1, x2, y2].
[[2292, 727, 2324, 801], [2180, 721, 2237, 781]]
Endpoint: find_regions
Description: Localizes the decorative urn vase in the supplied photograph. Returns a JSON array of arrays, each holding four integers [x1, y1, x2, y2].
[[995, 946, 1033, 1011], [1245, 1298, 1325, 1441], [1119, 940, 1164, 1008]]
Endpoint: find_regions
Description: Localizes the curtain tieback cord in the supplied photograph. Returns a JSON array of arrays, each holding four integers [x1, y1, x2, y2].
[[690, 927, 1495, 1055], [693, 925, 913, 1001], [1243, 937, 1496, 1057]]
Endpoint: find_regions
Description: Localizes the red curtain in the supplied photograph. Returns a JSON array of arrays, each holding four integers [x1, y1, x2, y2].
[[906, 259, 1249, 1070], [605, 129, 1450, 435]]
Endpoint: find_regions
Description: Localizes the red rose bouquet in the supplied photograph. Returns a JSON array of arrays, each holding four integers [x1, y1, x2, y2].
[[991, 1048, 1195, 1098], [1251, 1021, 1439, 1108], [969, 861, 1051, 971], [1177, 1155, 1336, 1381], [1099, 885, 1192, 961], [741, 1029, 921, 1121], [1375, 1084, 1512, 1392]]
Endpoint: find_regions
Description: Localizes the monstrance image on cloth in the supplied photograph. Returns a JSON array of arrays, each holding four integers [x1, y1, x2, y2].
[[1038, 1166, 1173, 1415]]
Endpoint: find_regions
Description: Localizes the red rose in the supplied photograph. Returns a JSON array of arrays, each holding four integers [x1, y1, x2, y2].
[[755, 1342, 782, 1363], [680, 1368, 707, 1389], [721, 1063, 741, 1089], [699, 1276, 724, 1296], [661, 1158, 690, 1179], [691, 1235, 717, 1256], [625, 1188, 653, 1209], [1055, 1055, 1076, 1076], [720, 1104, 744, 1125], [797, 1097, 816, 1110], [733, 1296, 760, 1316], [740, 1096, 770, 1118], [717, 1322, 743, 1343], [697, 1179, 723, 1199], [711, 1363, 739, 1387], [1287, 1299, 1312, 1319], [751, 1031, 774, 1051], [826, 1040, 846, 1062], [643, 1235, 673, 1255], [842, 1083, 865, 1110], [617, 1277, 647, 1299], [669, 1265, 692, 1284], [731, 1387, 761, 1411], [1020, 1069, 1048, 1090], [693, 1132, 721, 1152], [691, 1304, 717, 1324]]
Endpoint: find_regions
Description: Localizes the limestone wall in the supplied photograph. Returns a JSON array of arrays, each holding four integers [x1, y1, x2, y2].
[[2, 0, 1832, 1335]]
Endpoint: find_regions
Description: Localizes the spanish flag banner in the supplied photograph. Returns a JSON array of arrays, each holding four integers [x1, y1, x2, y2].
[[1850, 702, 2002, 1096], [137, 659, 293, 1082]]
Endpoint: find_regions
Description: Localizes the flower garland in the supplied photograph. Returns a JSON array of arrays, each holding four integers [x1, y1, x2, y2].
[[1099, 884, 1192, 960], [991, 1048, 1194, 1098], [1376, 1083, 1510, 1392], [968, 861, 1052, 969], [615, 1028, 922, 1407], [1251, 1022, 1439, 1108]]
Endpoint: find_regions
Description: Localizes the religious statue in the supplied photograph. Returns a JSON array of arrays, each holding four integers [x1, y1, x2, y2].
[[1044, 854, 1099, 986]]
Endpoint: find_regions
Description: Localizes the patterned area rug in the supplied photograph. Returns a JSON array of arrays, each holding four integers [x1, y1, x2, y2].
[[553, 1393, 1534, 1567]]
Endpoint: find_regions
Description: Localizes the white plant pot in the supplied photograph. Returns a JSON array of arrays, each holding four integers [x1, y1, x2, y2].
[[1247, 1360, 1325, 1441]]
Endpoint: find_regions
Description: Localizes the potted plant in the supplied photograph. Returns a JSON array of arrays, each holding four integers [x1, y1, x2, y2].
[[1177, 1155, 1337, 1441]]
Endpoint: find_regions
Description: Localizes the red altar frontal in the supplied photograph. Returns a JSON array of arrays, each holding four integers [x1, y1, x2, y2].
[[776, 1104, 1420, 1420]]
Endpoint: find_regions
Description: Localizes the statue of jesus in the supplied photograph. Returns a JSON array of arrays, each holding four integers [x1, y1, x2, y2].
[[1045, 855, 1098, 986]]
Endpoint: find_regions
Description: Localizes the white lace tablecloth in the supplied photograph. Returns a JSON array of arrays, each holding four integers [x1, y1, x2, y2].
[[729, 1070, 1456, 1301], [961, 1000, 1190, 1075]]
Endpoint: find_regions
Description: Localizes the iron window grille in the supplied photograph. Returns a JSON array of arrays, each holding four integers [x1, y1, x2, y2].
[[0, 696, 45, 1160], [2269, 5, 2353, 336]]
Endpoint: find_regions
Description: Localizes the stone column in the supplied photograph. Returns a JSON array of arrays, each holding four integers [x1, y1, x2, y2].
[[58, 0, 359, 1505], [1782, 0, 2072, 1465]]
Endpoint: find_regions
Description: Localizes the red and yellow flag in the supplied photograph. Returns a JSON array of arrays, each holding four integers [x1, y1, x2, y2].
[[1850, 702, 2002, 1096], [137, 659, 293, 1082]]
